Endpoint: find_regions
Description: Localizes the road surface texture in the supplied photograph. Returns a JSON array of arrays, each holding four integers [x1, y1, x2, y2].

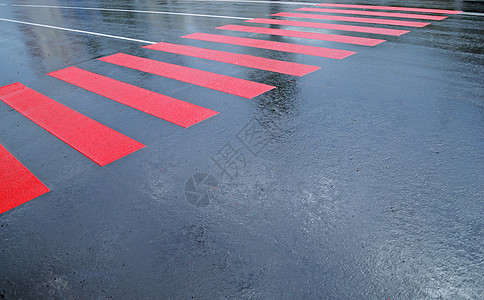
[[0, 0, 482, 299]]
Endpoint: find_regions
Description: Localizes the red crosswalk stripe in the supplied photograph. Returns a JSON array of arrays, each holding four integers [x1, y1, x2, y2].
[[272, 12, 430, 27], [246, 18, 410, 36], [295, 7, 447, 20], [0, 82, 145, 166], [182, 32, 356, 59], [0, 143, 50, 214], [99, 53, 275, 99], [48, 67, 219, 128], [216, 24, 385, 46], [144, 42, 320, 76], [315, 3, 462, 14]]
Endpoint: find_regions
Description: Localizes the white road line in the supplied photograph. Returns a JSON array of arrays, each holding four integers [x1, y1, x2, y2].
[[187, 0, 319, 5], [460, 12, 484, 16], [0, 17, 158, 44], [11, 4, 252, 20]]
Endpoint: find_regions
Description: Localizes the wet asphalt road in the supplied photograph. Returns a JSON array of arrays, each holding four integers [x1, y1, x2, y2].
[[0, 0, 483, 299]]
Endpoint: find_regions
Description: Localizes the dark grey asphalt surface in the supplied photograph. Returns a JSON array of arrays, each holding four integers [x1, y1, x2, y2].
[[0, 0, 483, 299]]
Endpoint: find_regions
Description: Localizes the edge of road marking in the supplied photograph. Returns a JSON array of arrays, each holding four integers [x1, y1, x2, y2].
[[186, 0, 319, 5], [10, 4, 252, 20], [0, 17, 158, 44], [460, 12, 484, 16]]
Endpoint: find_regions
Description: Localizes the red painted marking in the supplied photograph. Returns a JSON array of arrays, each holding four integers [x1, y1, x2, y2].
[[143, 42, 320, 76], [295, 7, 447, 20], [272, 12, 430, 27], [99, 53, 275, 99], [182, 33, 356, 59], [216, 24, 385, 46], [316, 3, 462, 14], [246, 18, 410, 36], [48, 67, 218, 128], [0, 143, 49, 214], [0, 83, 145, 166]]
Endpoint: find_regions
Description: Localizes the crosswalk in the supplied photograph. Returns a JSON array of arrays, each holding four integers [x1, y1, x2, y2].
[[314, 3, 462, 14], [245, 18, 410, 35], [295, 7, 448, 20], [215, 24, 386, 45], [99, 53, 276, 99], [271, 12, 432, 27], [47, 67, 219, 128], [143, 42, 321, 76], [0, 2, 462, 214], [0, 83, 145, 167], [181, 32, 357, 58], [0, 144, 50, 214]]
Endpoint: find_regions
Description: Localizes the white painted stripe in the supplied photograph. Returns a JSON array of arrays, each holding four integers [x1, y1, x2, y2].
[[187, 0, 319, 5], [460, 12, 484, 16], [11, 4, 251, 20], [0, 17, 158, 44]]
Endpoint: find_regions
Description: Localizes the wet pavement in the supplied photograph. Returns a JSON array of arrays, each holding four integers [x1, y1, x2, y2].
[[0, 0, 483, 299]]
